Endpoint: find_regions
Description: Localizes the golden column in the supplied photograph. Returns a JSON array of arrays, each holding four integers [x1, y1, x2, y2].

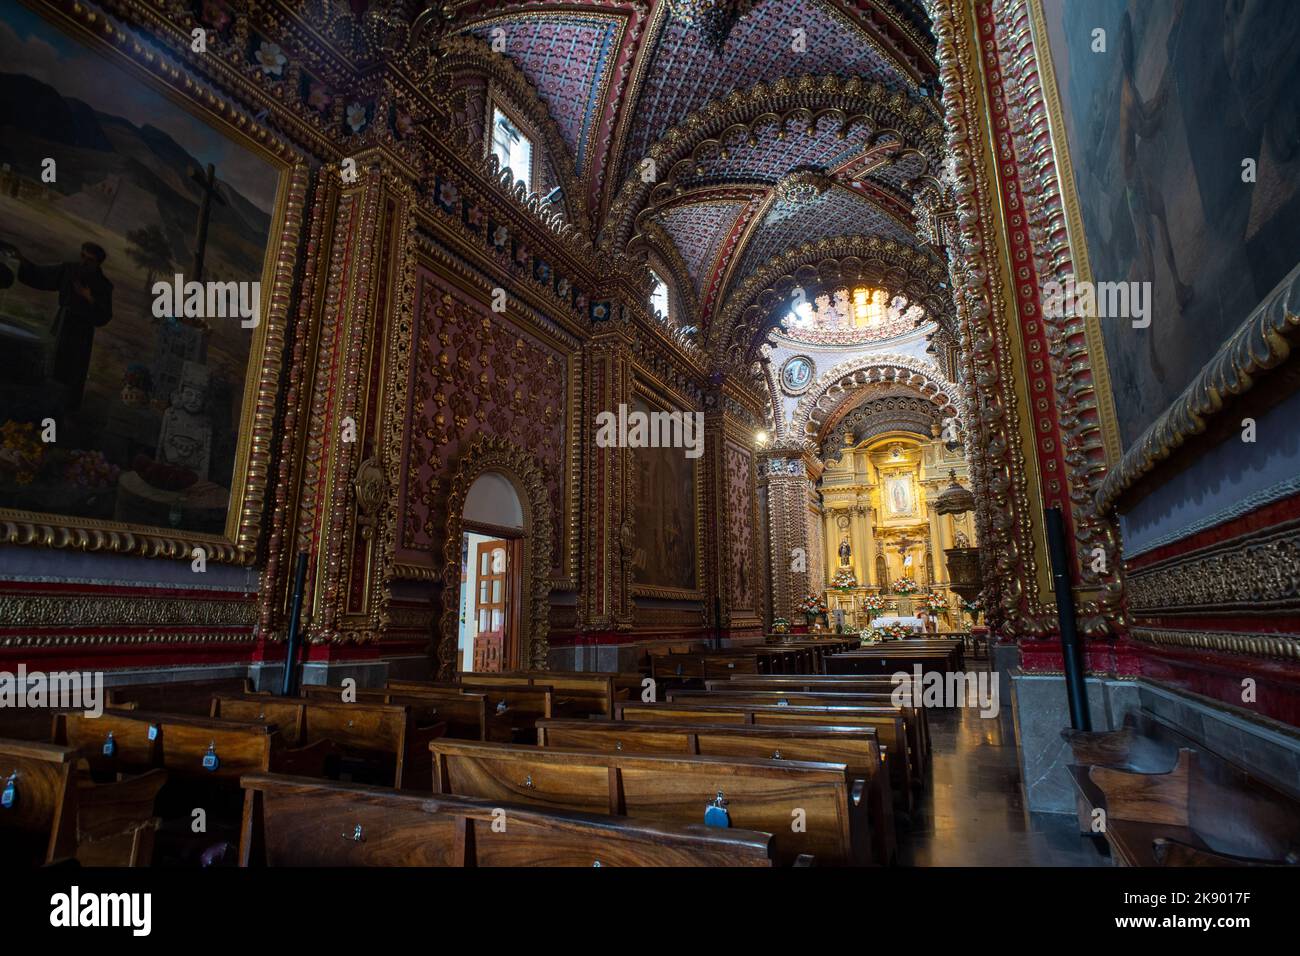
[[926, 498, 947, 585]]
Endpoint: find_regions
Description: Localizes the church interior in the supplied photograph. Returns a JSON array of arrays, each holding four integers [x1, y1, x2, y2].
[[2, 0, 1299, 892]]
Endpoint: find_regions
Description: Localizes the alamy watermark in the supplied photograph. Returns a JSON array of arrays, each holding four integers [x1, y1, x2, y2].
[[151, 273, 260, 328], [1041, 278, 1151, 329], [890, 665, 1000, 718], [0, 664, 103, 717], [595, 403, 704, 459]]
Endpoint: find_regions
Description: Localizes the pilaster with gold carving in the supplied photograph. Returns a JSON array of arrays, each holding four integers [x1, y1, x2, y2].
[[579, 323, 637, 633]]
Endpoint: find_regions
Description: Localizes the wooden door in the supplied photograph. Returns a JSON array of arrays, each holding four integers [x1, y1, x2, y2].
[[471, 540, 509, 673]]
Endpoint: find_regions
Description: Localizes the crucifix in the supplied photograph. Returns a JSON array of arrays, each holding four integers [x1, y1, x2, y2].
[[188, 162, 226, 282]]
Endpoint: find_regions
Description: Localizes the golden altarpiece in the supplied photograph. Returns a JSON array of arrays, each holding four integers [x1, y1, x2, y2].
[[818, 432, 976, 631]]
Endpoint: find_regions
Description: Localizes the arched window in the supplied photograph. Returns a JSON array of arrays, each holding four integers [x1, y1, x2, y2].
[[649, 270, 670, 322], [491, 105, 533, 193]]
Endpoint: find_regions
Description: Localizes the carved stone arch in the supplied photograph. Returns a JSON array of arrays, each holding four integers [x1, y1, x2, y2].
[[599, 76, 944, 254], [710, 235, 955, 364], [438, 434, 554, 678], [429, 34, 591, 236], [791, 354, 962, 441]]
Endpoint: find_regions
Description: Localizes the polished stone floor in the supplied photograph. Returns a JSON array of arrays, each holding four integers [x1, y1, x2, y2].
[[898, 666, 1112, 867]]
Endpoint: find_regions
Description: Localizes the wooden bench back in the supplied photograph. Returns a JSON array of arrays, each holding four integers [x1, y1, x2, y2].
[[429, 739, 866, 865], [211, 696, 307, 747], [438, 674, 618, 717], [613, 701, 912, 798], [0, 738, 77, 864], [537, 718, 881, 774], [238, 772, 776, 867], [0, 737, 166, 867], [710, 676, 905, 692], [56, 709, 274, 781], [107, 678, 253, 715]]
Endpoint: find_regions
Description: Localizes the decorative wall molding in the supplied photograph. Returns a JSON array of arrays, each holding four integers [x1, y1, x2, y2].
[[1130, 628, 1300, 664], [1127, 520, 1300, 615]]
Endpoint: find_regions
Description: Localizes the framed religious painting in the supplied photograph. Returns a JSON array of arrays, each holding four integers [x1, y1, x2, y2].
[[1036, 0, 1300, 459], [0, 2, 307, 564], [883, 472, 916, 518]]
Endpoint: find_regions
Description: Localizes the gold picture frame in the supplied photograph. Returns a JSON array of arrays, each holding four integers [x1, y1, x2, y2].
[[0, 1, 309, 566]]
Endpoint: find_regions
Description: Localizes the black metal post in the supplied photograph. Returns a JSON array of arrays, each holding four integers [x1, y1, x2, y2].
[[1044, 507, 1090, 730], [280, 552, 309, 697]]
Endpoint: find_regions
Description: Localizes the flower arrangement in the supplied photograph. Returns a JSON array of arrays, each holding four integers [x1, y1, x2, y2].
[[795, 592, 827, 616], [64, 450, 120, 489], [772, 617, 791, 634], [892, 576, 918, 595], [920, 592, 948, 614], [861, 593, 887, 615], [962, 598, 982, 623], [881, 621, 919, 639], [0, 420, 47, 485], [830, 566, 857, 590]]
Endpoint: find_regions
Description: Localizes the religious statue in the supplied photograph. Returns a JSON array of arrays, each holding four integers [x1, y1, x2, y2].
[[838, 538, 852, 567], [156, 360, 213, 480]]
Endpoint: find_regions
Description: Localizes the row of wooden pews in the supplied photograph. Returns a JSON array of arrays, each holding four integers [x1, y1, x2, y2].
[[4, 655, 932, 867], [1061, 708, 1300, 866]]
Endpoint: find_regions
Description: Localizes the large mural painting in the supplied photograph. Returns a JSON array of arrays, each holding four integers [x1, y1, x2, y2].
[[629, 393, 697, 593], [1042, 0, 1300, 448]]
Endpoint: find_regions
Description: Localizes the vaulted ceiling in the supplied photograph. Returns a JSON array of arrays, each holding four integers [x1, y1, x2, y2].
[[442, 0, 945, 361]]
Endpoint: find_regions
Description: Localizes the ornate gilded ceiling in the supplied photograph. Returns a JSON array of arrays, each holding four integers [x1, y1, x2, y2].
[[438, 0, 945, 361]]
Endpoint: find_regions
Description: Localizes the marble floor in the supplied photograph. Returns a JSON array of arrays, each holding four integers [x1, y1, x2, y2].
[[898, 665, 1112, 867]]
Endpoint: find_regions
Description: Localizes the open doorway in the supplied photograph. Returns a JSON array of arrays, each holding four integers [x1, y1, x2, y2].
[[456, 470, 525, 674]]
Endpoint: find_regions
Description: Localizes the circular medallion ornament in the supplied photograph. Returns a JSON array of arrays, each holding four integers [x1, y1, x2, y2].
[[779, 355, 815, 395]]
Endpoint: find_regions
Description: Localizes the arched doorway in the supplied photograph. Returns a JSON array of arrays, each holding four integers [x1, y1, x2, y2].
[[457, 471, 525, 673], [438, 434, 554, 679]]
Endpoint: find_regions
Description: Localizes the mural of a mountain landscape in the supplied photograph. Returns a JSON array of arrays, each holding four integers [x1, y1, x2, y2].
[[0, 5, 279, 537]]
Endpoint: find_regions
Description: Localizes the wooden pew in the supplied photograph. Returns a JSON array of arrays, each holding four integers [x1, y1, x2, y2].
[[613, 700, 915, 810], [0, 737, 165, 866], [429, 739, 870, 866], [536, 718, 895, 864], [107, 678, 254, 716], [217, 693, 445, 789], [450, 671, 638, 718], [1063, 709, 1300, 866], [667, 687, 929, 772], [239, 773, 779, 867], [56, 708, 332, 865], [387, 680, 553, 743], [825, 645, 961, 676], [302, 684, 488, 742]]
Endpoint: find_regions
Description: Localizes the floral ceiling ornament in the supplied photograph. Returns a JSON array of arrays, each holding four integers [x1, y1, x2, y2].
[[346, 102, 368, 134], [254, 41, 288, 76], [775, 167, 833, 206], [668, 0, 756, 52]]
